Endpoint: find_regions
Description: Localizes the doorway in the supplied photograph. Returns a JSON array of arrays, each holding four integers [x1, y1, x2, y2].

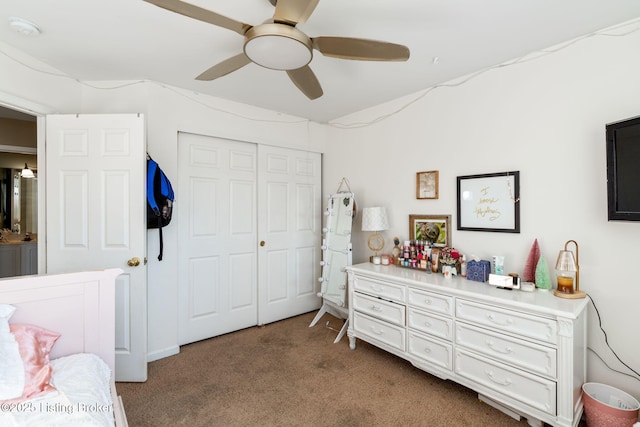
[[0, 105, 38, 278]]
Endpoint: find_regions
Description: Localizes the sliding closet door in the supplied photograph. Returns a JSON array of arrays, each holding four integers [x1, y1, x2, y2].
[[178, 132, 258, 345], [257, 145, 321, 325], [178, 133, 322, 345]]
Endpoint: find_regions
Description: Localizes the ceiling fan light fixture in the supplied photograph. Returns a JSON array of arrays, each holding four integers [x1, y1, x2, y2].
[[143, 0, 409, 99], [244, 24, 312, 71]]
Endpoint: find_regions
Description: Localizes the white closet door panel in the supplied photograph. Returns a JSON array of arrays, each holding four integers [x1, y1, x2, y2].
[[296, 184, 315, 231], [230, 252, 254, 309], [266, 249, 288, 302], [190, 145, 219, 168], [296, 246, 315, 295], [266, 153, 288, 173], [191, 178, 218, 236], [230, 149, 254, 171], [178, 132, 257, 345], [190, 256, 220, 317], [230, 180, 254, 235], [267, 182, 288, 232], [258, 146, 321, 324]]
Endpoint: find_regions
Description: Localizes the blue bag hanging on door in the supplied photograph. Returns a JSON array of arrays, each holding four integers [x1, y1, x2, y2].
[[147, 156, 174, 261]]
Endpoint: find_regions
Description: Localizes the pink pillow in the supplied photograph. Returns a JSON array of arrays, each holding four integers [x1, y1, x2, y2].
[[1, 324, 60, 403]]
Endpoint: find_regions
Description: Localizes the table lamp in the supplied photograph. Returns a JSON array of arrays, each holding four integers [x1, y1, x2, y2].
[[362, 207, 389, 264], [553, 240, 586, 299]]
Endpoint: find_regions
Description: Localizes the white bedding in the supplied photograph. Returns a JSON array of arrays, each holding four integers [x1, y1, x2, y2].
[[0, 353, 115, 427]]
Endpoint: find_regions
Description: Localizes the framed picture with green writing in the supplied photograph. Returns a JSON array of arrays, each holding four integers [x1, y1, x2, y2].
[[456, 171, 520, 233]]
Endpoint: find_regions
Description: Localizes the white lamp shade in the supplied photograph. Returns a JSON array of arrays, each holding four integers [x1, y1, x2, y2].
[[362, 207, 389, 231]]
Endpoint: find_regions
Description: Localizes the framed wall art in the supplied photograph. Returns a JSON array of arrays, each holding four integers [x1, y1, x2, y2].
[[416, 170, 439, 199], [456, 171, 520, 233], [409, 214, 451, 247]]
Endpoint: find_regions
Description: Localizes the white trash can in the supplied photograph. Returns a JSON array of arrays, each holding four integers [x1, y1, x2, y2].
[[582, 382, 639, 427]]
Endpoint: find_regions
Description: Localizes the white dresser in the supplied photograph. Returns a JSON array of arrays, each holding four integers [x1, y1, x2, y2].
[[346, 263, 589, 427]]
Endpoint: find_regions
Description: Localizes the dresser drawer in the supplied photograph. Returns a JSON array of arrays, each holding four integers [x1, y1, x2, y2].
[[456, 323, 557, 378], [408, 330, 453, 372], [456, 299, 557, 345], [408, 288, 453, 316], [353, 311, 405, 352], [408, 308, 452, 341], [455, 349, 556, 415], [354, 292, 405, 326], [354, 277, 405, 303]]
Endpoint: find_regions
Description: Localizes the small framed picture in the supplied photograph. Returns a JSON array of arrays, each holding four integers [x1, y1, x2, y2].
[[409, 214, 451, 247], [416, 171, 439, 199]]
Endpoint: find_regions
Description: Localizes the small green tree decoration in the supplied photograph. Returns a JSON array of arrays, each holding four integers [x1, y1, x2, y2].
[[535, 255, 552, 290]]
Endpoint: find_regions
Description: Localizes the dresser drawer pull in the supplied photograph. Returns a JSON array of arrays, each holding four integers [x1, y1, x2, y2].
[[423, 298, 432, 305], [370, 284, 384, 292], [423, 346, 432, 354], [486, 340, 513, 354], [370, 304, 382, 311], [487, 314, 513, 326], [423, 321, 432, 328], [369, 326, 385, 335], [485, 370, 512, 386]]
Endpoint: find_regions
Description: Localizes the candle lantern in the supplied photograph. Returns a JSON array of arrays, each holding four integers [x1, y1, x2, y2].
[[554, 240, 586, 299]]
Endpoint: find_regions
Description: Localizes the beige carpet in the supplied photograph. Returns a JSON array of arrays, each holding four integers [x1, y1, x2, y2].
[[117, 311, 542, 426]]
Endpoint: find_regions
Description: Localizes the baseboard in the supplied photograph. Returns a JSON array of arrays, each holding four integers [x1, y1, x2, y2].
[[147, 345, 180, 362]]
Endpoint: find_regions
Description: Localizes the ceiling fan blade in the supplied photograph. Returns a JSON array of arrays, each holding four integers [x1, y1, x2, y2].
[[196, 53, 252, 81], [144, 0, 252, 36], [312, 37, 410, 61], [286, 66, 323, 100], [274, 0, 320, 25]]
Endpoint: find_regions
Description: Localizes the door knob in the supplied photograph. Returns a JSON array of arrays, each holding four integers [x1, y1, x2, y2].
[[260, 241, 266, 247], [127, 257, 141, 267]]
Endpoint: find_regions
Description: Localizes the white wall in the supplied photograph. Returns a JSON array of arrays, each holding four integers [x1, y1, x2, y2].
[[321, 22, 640, 400], [0, 42, 82, 114]]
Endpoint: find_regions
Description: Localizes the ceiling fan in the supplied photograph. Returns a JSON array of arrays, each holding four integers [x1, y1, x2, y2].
[[144, 0, 410, 100]]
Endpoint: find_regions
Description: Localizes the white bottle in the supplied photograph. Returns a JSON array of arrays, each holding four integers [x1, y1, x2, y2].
[[460, 255, 467, 277]]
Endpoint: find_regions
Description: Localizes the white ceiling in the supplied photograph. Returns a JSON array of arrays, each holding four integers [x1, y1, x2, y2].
[[1, 0, 640, 123]]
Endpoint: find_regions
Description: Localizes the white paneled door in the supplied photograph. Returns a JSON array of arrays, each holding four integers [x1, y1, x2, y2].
[[178, 132, 258, 344], [45, 114, 147, 382], [178, 133, 321, 345], [257, 145, 322, 325]]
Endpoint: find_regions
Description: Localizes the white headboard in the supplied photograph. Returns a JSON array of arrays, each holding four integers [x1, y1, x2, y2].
[[0, 269, 122, 373]]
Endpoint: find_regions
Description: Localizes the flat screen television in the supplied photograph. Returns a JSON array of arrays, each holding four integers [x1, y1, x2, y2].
[[606, 115, 640, 221]]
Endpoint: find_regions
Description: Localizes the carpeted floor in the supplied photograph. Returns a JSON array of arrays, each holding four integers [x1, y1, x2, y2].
[[117, 311, 546, 426]]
